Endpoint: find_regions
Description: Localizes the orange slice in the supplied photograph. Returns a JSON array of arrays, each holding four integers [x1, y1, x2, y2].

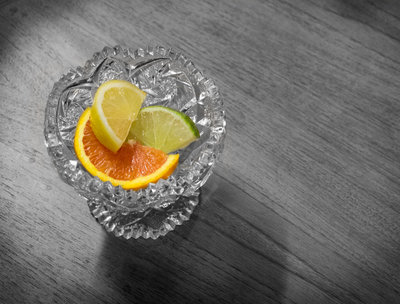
[[74, 108, 179, 190]]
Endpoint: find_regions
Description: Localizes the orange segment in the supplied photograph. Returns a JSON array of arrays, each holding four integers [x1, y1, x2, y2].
[[74, 108, 179, 190]]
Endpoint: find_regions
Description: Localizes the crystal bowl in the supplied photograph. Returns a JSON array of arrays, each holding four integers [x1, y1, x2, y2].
[[44, 46, 226, 239]]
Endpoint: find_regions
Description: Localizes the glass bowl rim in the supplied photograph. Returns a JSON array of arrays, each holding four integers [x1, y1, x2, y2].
[[44, 45, 226, 210]]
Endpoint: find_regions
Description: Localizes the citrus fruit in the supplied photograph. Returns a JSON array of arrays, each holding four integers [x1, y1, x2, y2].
[[128, 106, 200, 153], [74, 108, 179, 190], [90, 80, 146, 152]]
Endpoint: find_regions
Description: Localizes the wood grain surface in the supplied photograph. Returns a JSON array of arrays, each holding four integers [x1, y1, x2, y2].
[[1, 0, 400, 303]]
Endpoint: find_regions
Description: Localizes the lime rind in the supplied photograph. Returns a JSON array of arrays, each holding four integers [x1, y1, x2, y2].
[[175, 109, 200, 139]]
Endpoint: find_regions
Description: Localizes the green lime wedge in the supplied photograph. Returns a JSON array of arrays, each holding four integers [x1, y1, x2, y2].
[[128, 106, 200, 153]]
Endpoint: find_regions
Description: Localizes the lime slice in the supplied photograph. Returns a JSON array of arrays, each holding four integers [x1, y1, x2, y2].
[[128, 106, 200, 153], [90, 80, 146, 152]]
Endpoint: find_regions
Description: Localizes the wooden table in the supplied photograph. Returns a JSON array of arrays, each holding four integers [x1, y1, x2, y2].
[[1, 0, 400, 303]]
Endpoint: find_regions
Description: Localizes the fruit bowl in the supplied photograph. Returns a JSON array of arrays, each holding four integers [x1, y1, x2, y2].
[[43, 46, 226, 239]]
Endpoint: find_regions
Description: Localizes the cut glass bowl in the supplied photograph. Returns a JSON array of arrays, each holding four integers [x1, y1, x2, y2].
[[44, 46, 226, 239]]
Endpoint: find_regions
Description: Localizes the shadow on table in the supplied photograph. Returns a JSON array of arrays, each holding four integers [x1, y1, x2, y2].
[[95, 173, 288, 304]]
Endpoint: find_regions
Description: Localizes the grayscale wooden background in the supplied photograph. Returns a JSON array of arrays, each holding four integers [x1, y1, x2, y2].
[[1, 0, 400, 303]]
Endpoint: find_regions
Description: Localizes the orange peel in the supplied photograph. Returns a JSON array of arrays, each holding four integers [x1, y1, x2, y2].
[[74, 108, 179, 190]]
